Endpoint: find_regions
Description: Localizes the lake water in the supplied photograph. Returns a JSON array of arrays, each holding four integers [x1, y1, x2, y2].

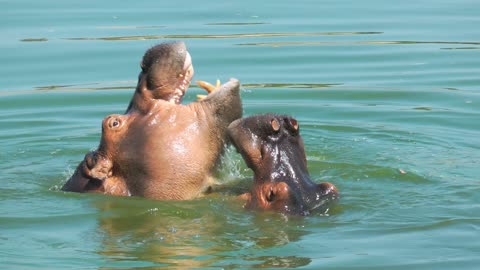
[[1, 0, 479, 269]]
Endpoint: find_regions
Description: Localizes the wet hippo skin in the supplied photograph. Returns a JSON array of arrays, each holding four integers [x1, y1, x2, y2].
[[228, 114, 339, 215], [62, 42, 243, 200]]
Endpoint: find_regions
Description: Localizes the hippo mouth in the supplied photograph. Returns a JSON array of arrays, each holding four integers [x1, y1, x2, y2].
[[171, 51, 194, 104]]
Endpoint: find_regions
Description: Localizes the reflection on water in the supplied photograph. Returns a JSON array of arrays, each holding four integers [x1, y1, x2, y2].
[[93, 197, 311, 268], [241, 256, 311, 269]]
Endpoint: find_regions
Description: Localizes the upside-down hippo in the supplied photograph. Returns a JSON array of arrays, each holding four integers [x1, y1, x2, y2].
[[62, 41, 243, 200], [228, 114, 339, 215]]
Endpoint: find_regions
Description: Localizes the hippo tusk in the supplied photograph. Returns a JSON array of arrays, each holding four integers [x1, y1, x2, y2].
[[196, 79, 221, 93], [196, 94, 207, 100], [196, 79, 222, 100]]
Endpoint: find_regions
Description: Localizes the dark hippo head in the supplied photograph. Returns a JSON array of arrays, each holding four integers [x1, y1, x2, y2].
[[228, 114, 339, 215]]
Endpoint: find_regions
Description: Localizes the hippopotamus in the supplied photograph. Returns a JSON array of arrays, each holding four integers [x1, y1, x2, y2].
[[228, 114, 339, 215], [62, 41, 243, 200]]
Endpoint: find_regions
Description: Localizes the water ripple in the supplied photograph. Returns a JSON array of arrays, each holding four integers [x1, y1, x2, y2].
[[19, 38, 48, 42], [205, 22, 270, 26], [236, 40, 480, 47], [55, 31, 382, 41], [95, 25, 165, 29], [2, 81, 342, 95]]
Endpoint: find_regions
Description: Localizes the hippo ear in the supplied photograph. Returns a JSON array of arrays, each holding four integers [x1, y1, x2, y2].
[[81, 151, 113, 181], [284, 117, 300, 135]]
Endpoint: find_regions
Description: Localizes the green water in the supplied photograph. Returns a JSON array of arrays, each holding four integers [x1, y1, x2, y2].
[[1, 0, 479, 269]]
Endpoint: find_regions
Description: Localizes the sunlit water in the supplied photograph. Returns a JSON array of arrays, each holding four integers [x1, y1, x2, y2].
[[1, 0, 479, 269]]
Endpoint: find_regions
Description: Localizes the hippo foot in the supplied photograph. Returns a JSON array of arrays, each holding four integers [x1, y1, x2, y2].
[[196, 79, 221, 100]]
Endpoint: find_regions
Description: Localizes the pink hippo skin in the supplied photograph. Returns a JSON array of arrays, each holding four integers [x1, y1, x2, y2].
[[228, 114, 339, 215], [62, 42, 242, 200]]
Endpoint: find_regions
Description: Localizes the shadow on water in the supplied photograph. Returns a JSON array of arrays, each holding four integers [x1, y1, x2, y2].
[[90, 195, 314, 269]]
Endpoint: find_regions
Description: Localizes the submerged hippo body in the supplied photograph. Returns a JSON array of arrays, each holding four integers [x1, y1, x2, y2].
[[228, 114, 338, 215], [62, 42, 242, 200]]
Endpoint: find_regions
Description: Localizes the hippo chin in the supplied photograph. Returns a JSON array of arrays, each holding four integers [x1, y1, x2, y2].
[[62, 41, 243, 200], [228, 114, 339, 215]]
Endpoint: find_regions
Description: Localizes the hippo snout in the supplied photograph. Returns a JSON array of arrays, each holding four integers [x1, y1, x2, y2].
[[318, 182, 339, 199]]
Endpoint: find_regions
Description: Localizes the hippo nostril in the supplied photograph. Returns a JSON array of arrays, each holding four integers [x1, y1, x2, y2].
[[266, 189, 275, 202], [112, 120, 119, 127], [85, 152, 96, 170]]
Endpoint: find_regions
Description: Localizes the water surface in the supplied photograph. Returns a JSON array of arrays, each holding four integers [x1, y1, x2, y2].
[[1, 0, 479, 269]]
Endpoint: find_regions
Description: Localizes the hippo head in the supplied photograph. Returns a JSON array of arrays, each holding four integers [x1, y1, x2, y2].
[[62, 113, 130, 195], [127, 41, 194, 113], [228, 114, 339, 215]]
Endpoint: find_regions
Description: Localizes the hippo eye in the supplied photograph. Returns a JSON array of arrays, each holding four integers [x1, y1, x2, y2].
[[108, 117, 122, 129]]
